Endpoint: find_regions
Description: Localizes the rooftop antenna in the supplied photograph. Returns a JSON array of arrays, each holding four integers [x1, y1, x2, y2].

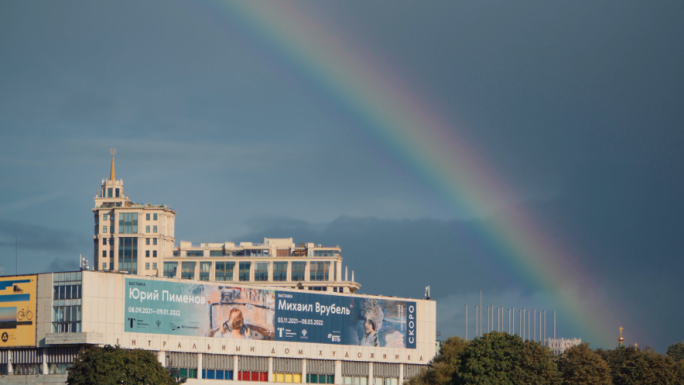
[[16, 235, 18, 275], [465, 305, 468, 340], [80, 255, 90, 271], [424, 286, 430, 300], [479, 290, 482, 337]]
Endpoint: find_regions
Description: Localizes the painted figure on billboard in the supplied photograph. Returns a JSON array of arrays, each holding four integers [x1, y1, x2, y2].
[[206, 287, 275, 340], [353, 298, 409, 348]]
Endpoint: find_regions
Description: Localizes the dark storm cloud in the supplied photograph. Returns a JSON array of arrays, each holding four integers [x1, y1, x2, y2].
[[0, 0, 683, 351], [237, 154, 684, 349], [0, 220, 82, 253]]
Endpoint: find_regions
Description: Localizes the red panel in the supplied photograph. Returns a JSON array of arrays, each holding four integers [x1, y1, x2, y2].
[[260, 372, 268, 382], [251, 372, 259, 381]]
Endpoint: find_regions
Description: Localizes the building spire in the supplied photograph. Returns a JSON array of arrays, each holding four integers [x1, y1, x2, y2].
[[110, 149, 116, 181]]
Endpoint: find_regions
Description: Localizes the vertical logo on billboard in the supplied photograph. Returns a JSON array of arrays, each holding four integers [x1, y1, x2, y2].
[[406, 302, 416, 349], [128, 318, 136, 329], [1, 332, 8, 343]]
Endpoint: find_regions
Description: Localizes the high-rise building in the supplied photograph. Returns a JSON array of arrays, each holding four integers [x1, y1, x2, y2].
[[93, 151, 360, 293]]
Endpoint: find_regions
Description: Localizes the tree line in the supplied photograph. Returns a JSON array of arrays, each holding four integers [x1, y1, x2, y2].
[[407, 332, 684, 385]]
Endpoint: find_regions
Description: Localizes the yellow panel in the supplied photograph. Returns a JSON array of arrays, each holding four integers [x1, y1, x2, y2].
[[0, 275, 37, 347], [277, 373, 285, 382], [285, 373, 293, 383], [294, 374, 302, 383]]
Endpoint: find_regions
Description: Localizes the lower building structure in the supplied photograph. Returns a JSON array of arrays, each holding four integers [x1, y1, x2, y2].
[[545, 337, 582, 355], [0, 271, 435, 384]]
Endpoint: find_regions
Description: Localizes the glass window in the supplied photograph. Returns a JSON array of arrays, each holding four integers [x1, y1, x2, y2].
[[310, 262, 330, 281], [119, 213, 138, 234], [215, 262, 235, 281], [154, 213, 158, 220], [146, 226, 150, 233], [146, 213, 150, 220], [108, 188, 112, 198], [239, 262, 251, 281], [173, 250, 179, 257], [181, 262, 196, 279], [152, 263, 157, 270], [291, 262, 306, 282], [273, 262, 287, 281], [164, 262, 178, 278], [146, 238, 150, 245], [103, 263, 107, 270], [103, 214, 107, 221], [210, 250, 223, 257], [255, 262, 269, 281], [153, 250, 157, 257], [153, 238, 157, 245], [145, 263, 150, 270], [153, 226, 157, 233], [146, 250, 150, 257], [186, 250, 204, 257], [118, 237, 138, 274], [115, 188, 120, 197], [200, 262, 211, 281], [103, 226, 107, 233], [102, 250, 107, 257], [102, 238, 107, 245]]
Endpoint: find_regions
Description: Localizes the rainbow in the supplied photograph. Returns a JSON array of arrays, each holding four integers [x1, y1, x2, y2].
[[189, 1, 635, 347]]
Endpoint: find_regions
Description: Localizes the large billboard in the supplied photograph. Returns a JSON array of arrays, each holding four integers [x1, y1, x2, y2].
[[0, 275, 36, 347], [125, 278, 416, 349]]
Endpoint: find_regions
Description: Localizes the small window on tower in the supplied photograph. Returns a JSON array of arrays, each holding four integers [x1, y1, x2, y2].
[[153, 251, 157, 257], [102, 238, 107, 245], [154, 213, 158, 220], [103, 226, 107, 233], [146, 251, 150, 257], [146, 238, 150, 245], [153, 226, 157, 233], [153, 263, 157, 270], [103, 214, 108, 221], [115, 188, 120, 198], [107, 188, 112, 198], [102, 250, 107, 257], [145, 263, 150, 270], [146, 226, 150, 233], [103, 263, 107, 270], [153, 238, 157, 245], [146, 213, 150, 220]]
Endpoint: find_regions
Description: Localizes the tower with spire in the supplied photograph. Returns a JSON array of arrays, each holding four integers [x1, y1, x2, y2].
[[93, 150, 176, 275]]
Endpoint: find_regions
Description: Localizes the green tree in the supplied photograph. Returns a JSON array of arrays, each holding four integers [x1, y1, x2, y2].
[[595, 345, 638, 385], [614, 349, 682, 385], [405, 336, 469, 385], [667, 343, 684, 363], [514, 341, 562, 385], [557, 343, 611, 385], [67, 345, 182, 385], [454, 331, 560, 385]]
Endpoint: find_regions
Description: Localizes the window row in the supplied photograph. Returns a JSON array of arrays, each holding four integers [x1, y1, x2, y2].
[[102, 237, 158, 245], [203, 369, 234, 380], [53, 285, 81, 300], [163, 261, 334, 282], [102, 262, 157, 271]]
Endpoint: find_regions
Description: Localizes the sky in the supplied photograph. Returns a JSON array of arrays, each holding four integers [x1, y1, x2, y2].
[[1, 0, 683, 351]]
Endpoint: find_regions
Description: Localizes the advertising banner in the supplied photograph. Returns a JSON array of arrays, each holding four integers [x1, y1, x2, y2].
[[125, 278, 417, 349], [275, 291, 416, 349], [0, 275, 37, 347]]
